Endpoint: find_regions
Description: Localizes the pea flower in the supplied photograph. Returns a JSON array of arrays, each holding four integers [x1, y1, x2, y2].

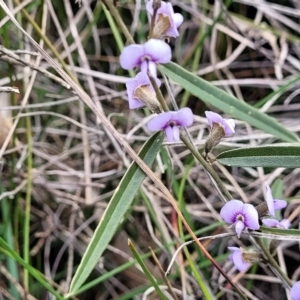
[[204, 111, 235, 154], [126, 72, 161, 113], [147, 108, 193, 142], [264, 182, 287, 216], [262, 218, 290, 229], [228, 247, 250, 272], [291, 281, 300, 300], [146, 0, 183, 39], [228, 247, 263, 272], [119, 39, 171, 77], [220, 200, 260, 238]]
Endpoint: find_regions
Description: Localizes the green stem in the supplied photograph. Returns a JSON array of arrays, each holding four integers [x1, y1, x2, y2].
[[256, 238, 292, 288], [180, 133, 232, 201], [102, 0, 135, 44], [149, 75, 169, 112]]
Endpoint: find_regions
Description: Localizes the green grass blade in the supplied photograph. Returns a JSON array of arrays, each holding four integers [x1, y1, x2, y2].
[[128, 239, 167, 300], [216, 145, 300, 168], [159, 62, 299, 143], [68, 132, 164, 294], [0, 238, 64, 300]]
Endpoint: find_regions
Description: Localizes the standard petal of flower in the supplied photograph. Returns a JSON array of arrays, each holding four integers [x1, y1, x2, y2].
[[242, 204, 260, 230], [235, 220, 245, 238], [205, 111, 223, 128], [173, 108, 194, 127], [231, 250, 250, 272], [291, 281, 300, 300], [223, 119, 235, 136], [220, 200, 244, 224], [274, 199, 287, 210], [147, 112, 172, 131], [144, 39, 172, 64], [264, 182, 275, 216], [165, 125, 174, 142], [120, 44, 145, 69], [173, 13, 184, 28]]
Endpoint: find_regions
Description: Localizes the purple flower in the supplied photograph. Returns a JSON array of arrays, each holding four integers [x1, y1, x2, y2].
[[126, 72, 161, 112], [119, 39, 171, 77], [291, 281, 300, 300], [146, 0, 183, 39], [205, 111, 235, 136], [220, 200, 260, 238], [228, 247, 250, 272], [147, 108, 193, 142], [262, 218, 290, 229], [264, 182, 287, 216]]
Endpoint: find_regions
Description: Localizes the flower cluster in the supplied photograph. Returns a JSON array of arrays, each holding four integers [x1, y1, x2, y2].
[[118, 2, 296, 298], [119, 0, 194, 142], [222, 183, 291, 281]]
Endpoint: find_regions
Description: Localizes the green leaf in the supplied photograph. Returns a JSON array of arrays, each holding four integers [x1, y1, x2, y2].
[[216, 145, 300, 168], [159, 62, 299, 143], [128, 239, 167, 300], [68, 132, 164, 295], [260, 227, 300, 236]]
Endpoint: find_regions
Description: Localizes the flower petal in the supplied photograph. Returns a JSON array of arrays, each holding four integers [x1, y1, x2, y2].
[[262, 219, 280, 228], [205, 111, 223, 128], [291, 281, 300, 300], [274, 199, 287, 210], [126, 72, 153, 109], [144, 39, 172, 64], [147, 112, 172, 131], [148, 61, 158, 78], [228, 247, 250, 271], [146, 0, 154, 14], [165, 125, 174, 142], [235, 220, 245, 238], [242, 204, 260, 230], [264, 182, 275, 216], [231, 249, 250, 272], [159, 2, 179, 37], [173, 13, 184, 28], [172, 125, 180, 141], [220, 200, 244, 224], [223, 119, 235, 136], [120, 44, 145, 69], [280, 219, 290, 229], [173, 107, 194, 127], [262, 218, 290, 229]]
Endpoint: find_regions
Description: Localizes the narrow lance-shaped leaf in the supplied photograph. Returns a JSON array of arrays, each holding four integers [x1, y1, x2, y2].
[[68, 132, 164, 295], [159, 62, 299, 143], [216, 145, 300, 168]]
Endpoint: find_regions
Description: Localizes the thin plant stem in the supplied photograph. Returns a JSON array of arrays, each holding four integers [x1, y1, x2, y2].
[[256, 238, 292, 288], [180, 133, 233, 201], [102, 0, 135, 44]]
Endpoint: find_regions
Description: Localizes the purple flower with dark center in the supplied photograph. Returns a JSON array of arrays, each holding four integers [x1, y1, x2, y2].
[[228, 247, 250, 272], [119, 39, 171, 77], [262, 218, 290, 229], [205, 111, 235, 136], [147, 108, 193, 142], [146, 0, 183, 39], [264, 182, 287, 216], [220, 200, 260, 238], [126, 72, 161, 112], [291, 281, 300, 300]]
